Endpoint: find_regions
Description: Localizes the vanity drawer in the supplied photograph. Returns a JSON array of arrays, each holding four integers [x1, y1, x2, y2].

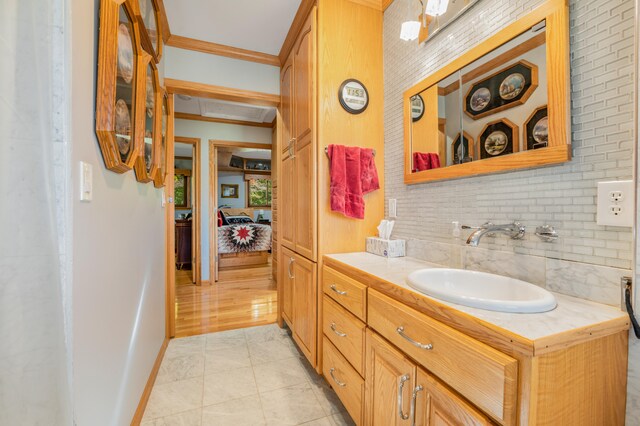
[[323, 337, 364, 425], [367, 289, 518, 426], [322, 295, 366, 376], [323, 266, 367, 321]]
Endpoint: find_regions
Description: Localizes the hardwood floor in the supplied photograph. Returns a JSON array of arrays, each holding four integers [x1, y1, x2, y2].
[[174, 259, 277, 338]]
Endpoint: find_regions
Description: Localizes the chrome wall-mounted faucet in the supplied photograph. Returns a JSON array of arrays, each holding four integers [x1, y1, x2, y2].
[[462, 222, 526, 246]]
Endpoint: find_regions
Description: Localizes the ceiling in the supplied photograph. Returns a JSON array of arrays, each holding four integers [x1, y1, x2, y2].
[[164, 0, 302, 55], [174, 142, 193, 158], [174, 95, 277, 124]]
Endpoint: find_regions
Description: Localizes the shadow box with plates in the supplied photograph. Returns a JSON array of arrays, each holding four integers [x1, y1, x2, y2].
[[95, 0, 167, 187]]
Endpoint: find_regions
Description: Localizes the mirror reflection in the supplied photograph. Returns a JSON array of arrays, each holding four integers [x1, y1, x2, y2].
[[410, 20, 548, 173]]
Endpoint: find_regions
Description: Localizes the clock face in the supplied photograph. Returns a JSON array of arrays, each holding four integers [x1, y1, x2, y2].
[[339, 79, 369, 114]]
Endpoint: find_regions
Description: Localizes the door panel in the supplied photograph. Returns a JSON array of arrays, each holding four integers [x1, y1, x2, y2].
[[280, 149, 295, 250], [293, 11, 314, 144], [365, 330, 416, 426], [291, 252, 317, 364], [414, 368, 494, 426], [294, 133, 316, 261], [281, 246, 294, 325]]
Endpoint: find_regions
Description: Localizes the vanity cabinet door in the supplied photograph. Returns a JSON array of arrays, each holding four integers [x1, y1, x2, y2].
[[291, 251, 317, 365], [414, 368, 494, 426], [281, 246, 294, 326], [365, 329, 416, 426]]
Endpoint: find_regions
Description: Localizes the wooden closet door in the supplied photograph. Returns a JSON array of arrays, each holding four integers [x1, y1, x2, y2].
[[292, 8, 317, 261], [414, 368, 494, 426], [281, 246, 295, 326], [365, 330, 416, 426], [291, 251, 317, 365], [280, 56, 295, 251]]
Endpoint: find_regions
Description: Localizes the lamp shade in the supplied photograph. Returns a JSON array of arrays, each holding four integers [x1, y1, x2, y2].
[[400, 20, 421, 41], [425, 0, 449, 16]]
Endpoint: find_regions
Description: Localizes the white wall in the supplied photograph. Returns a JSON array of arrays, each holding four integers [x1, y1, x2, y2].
[[174, 119, 272, 281], [164, 47, 280, 94], [218, 171, 247, 208], [70, 0, 166, 423]]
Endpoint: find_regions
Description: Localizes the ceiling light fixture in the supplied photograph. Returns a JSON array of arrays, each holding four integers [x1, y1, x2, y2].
[[400, 0, 423, 41], [177, 94, 192, 101], [425, 0, 449, 17]]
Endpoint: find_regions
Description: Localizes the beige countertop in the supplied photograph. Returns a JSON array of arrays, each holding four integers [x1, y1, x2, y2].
[[324, 252, 629, 355]]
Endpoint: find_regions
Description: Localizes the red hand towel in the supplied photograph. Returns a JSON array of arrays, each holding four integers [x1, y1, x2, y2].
[[412, 152, 441, 172], [361, 148, 380, 194], [328, 144, 379, 220]]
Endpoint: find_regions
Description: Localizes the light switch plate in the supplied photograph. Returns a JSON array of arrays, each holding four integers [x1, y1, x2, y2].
[[389, 198, 397, 218], [597, 180, 633, 227], [79, 161, 93, 202]]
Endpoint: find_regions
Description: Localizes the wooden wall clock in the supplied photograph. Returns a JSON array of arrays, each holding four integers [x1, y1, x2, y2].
[[96, 0, 145, 173]]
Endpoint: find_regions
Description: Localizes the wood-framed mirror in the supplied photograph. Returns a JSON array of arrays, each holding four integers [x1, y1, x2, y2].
[[404, 0, 570, 184], [96, 0, 144, 173], [134, 52, 161, 182], [137, 0, 163, 62], [153, 90, 170, 188]]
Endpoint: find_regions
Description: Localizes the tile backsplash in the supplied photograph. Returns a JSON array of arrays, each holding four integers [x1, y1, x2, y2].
[[383, 0, 635, 270]]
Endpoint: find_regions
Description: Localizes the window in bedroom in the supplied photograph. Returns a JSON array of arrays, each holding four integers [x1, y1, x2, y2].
[[247, 178, 272, 207]]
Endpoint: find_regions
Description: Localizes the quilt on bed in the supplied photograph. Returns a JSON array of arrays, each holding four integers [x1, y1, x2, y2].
[[218, 223, 272, 254]]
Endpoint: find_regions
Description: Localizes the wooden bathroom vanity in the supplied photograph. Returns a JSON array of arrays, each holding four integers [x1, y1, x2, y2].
[[319, 253, 630, 426]]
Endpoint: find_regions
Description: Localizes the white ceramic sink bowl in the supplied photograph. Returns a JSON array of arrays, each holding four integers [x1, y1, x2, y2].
[[406, 268, 557, 313]]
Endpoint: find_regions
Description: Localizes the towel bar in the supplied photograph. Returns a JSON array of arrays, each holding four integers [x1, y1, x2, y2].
[[324, 146, 376, 156]]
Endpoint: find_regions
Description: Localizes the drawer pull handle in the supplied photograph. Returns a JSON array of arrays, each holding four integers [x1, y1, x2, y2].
[[329, 368, 346, 387], [410, 385, 424, 426], [330, 284, 347, 295], [396, 326, 433, 350], [330, 323, 347, 337], [397, 374, 410, 420]]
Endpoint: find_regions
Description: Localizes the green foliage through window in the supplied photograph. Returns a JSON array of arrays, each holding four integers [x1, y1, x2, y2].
[[174, 174, 188, 207], [248, 178, 272, 207]]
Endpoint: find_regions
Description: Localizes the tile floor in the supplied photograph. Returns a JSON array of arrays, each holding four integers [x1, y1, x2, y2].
[[142, 324, 356, 426]]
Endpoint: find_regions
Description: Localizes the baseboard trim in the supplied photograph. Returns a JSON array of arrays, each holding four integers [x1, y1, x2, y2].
[[131, 337, 170, 425]]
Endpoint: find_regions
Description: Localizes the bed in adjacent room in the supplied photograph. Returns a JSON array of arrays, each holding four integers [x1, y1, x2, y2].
[[217, 208, 272, 268]]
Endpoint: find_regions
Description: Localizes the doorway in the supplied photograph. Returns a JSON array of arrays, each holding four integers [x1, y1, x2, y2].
[[165, 81, 280, 338]]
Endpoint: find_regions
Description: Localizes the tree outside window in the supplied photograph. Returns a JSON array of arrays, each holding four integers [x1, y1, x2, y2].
[[248, 178, 271, 207]]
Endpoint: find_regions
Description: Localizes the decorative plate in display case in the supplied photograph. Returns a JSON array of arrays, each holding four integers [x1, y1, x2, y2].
[[153, 90, 170, 188], [134, 53, 161, 182], [96, 0, 144, 173], [137, 0, 163, 62], [478, 118, 519, 160]]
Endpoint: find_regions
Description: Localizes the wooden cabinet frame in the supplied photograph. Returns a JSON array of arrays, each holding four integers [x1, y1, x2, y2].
[[134, 0, 164, 62], [96, 0, 145, 173], [134, 53, 162, 183], [403, 0, 570, 184], [153, 90, 170, 187]]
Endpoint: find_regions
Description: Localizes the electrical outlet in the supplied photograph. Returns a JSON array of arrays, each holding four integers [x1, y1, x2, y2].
[[597, 180, 633, 227], [610, 191, 624, 202], [389, 198, 397, 218]]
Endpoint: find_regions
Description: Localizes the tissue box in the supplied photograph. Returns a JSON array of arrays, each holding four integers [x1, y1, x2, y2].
[[366, 237, 406, 258]]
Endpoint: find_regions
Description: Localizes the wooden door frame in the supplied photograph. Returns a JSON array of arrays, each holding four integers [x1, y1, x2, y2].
[[165, 95, 176, 339], [209, 140, 273, 283], [175, 136, 202, 286]]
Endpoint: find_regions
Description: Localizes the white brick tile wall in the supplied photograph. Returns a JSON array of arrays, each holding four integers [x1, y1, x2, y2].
[[383, 0, 635, 269]]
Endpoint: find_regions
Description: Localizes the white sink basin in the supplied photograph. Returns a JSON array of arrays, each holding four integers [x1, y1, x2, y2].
[[406, 268, 557, 313]]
